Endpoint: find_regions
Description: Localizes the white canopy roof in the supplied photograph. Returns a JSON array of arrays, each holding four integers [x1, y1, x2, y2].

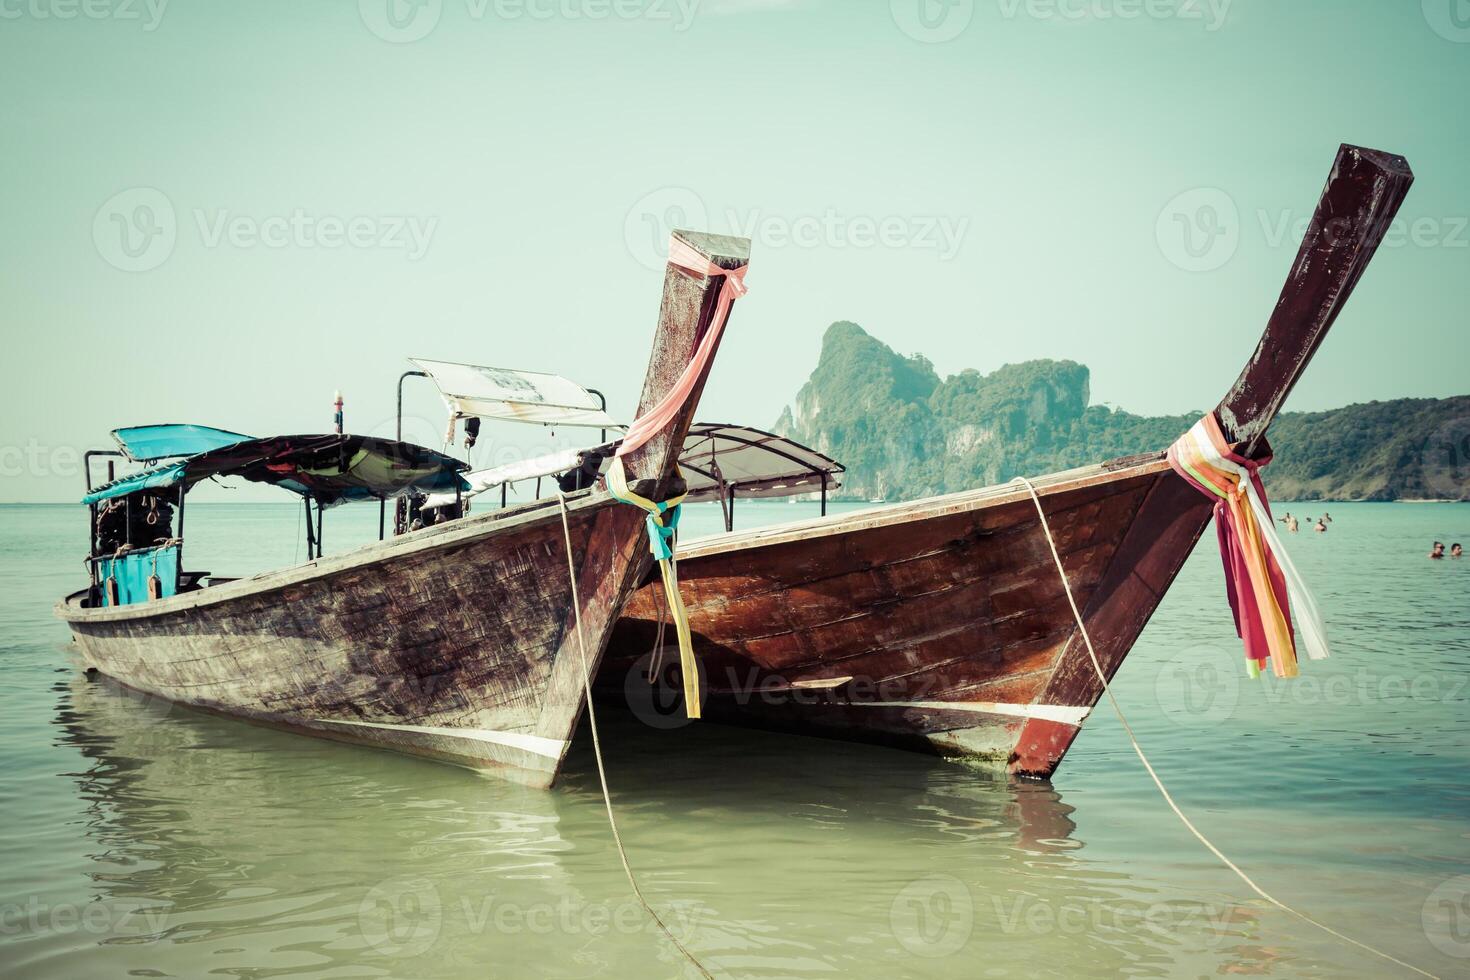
[[421, 423, 843, 509], [410, 357, 621, 430], [677, 424, 844, 500]]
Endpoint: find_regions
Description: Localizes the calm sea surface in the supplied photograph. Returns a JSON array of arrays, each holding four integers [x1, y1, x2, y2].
[[1, 500, 1467, 978]]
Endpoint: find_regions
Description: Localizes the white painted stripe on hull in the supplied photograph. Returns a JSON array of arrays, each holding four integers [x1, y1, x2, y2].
[[313, 718, 567, 759], [857, 700, 1091, 727]]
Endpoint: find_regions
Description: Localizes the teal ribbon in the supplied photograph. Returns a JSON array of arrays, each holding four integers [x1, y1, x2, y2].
[[646, 502, 681, 561]]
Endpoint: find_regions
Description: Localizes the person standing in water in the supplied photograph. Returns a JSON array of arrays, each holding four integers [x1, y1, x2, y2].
[[1315, 518, 1327, 533], [1322, 512, 1333, 524], [1430, 542, 1446, 559], [1452, 543, 1464, 558], [1280, 512, 1300, 533]]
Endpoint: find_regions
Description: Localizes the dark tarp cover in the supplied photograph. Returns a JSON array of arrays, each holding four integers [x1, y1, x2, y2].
[[83, 435, 469, 506]]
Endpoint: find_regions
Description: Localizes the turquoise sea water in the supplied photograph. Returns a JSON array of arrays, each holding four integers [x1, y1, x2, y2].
[[1, 500, 1468, 978]]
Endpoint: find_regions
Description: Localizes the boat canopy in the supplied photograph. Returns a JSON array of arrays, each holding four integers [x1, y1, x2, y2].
[[112, 423, 253, 462], [84, 435, 470, 507], [677, 424, 844, 500], [410, 357, 621, 430], [421, 423, 843, 508]]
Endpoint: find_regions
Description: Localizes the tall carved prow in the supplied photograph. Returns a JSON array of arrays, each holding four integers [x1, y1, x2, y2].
[[532, 229, 751, 782], [1217, 144, 1413, 455], [619, 230, 753, 498]]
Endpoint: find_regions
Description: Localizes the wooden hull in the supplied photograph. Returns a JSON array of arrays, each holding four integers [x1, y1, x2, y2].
[[606, 144, 1415, 780], [60, 495, 634, 787], [605, 457, 1211, 776], [57, 230, 753, 787]]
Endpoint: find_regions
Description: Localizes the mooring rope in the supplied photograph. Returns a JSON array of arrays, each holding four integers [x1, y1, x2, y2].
[[554, 492, 716, 980], [1011, 476, 1438, 979]]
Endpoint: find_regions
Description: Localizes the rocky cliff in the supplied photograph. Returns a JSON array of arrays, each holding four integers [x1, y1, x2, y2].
[[776, 322, 1470, 502]]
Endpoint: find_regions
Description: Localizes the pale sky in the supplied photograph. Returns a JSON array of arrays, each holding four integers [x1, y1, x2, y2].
[[2, 0, 1467, 502]]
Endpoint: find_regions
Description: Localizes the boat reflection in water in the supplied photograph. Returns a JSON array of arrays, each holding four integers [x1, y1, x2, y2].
[[52, 671, 1287, 978]]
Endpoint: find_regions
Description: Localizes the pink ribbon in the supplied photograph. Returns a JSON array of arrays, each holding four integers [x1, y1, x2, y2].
[[616, 237, 748, 459], [1168, 414, 1296, 674]]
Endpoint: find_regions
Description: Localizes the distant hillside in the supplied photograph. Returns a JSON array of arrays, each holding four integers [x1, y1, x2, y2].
[[774, 322, 1470, 503]]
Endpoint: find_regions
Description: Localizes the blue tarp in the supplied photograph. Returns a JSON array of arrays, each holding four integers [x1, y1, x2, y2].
[[96, 543, 180, 606], [112, 424, 252, 462], [82, 462, 187, 505]]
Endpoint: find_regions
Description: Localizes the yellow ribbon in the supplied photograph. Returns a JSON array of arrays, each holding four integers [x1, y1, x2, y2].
[[607, 457, 701, 719]]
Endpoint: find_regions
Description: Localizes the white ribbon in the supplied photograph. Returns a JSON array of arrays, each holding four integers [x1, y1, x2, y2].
[[1187, 423, 1331, 661]]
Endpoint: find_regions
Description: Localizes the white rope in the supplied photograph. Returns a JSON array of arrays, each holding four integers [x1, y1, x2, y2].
[[554, 492, 716, 980], [1011, 477, 1437, 979]]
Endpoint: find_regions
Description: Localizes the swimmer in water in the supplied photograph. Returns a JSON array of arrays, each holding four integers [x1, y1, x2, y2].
[[1430, 542, 1445, 559], [1452, 543, 1463, 558]]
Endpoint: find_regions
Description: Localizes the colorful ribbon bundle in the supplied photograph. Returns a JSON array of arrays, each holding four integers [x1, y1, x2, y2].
[[605, 236, 749, 719], [1167, 414, 1330, 678]]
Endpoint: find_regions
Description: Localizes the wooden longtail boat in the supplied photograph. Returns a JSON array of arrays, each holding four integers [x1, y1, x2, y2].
[[56, 230, 751, 788], [603, 145, 1413, 778]]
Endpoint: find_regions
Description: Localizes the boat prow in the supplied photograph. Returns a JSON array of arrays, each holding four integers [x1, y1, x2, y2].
[[602, 145, 1414, 780]]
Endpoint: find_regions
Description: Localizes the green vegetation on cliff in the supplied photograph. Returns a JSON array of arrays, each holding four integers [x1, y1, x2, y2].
[[775, 322, 1470, 502]]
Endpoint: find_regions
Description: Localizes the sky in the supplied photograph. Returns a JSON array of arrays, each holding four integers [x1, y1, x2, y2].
[[1, 0, 1467, 502]]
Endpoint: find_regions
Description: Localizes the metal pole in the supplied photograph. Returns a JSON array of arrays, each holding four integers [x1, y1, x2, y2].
[[726, 487, 735, 533], [501, 483, 507, 509], [84, 450, 124, 494], [304, 497, 316, 560], [82, 451, 127, 571], [587, 388, 608, 443], [334, 391, 347, 473], [176, 484, 186, 592], [315, 500, 324, 557], [397, 370, 430, 441], [821, 473, 828, 517]]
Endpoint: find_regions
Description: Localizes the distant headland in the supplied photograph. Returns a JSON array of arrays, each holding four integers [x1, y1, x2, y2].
[[774, 322, 1470, 503]]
